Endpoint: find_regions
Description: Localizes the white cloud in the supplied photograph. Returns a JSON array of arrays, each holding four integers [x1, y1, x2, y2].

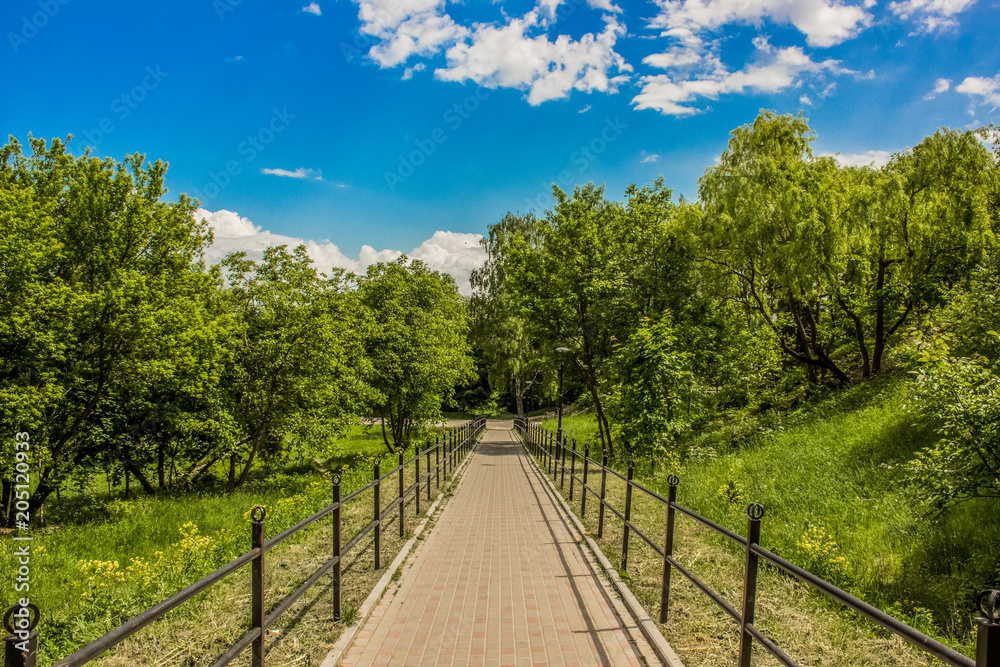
[[579, 104, 593, 113], [648, 0, 872, 48], [640, 151, 660, 163], [435, 13, 631, 105], [800, 93, 813, 105], [195, 209, 486, 294], [633, 40, 850, 116], [401, 63, 426, 80], [354, 0, 469, 67], [956, 73, 1000, 113], [924, 77, 951, 99], [818, 149, 893, 167], [303, 2, 322, 16], [888, 0, 976, 32], [261, 167, 323, 180]]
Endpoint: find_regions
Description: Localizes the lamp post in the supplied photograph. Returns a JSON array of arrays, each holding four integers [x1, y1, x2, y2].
[[556, 347, 570, 443]]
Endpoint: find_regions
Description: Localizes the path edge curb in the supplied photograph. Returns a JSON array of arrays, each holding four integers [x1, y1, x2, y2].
[[516, 433, 685, 667], [319, 435, 483, 667]]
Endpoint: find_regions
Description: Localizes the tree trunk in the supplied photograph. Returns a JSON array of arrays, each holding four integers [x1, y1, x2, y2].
[[123, 456, 157, 495], [234, 436, 263, 489], [514, 374, 525, 420], [228, 452, 237, 490], [158, 444, 166, 489], [0, 478, 11, 526]]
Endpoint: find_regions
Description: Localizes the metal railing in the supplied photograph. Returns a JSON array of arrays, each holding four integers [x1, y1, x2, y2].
[[3, 419, 487, 667], [513, 418, 1000, 667]]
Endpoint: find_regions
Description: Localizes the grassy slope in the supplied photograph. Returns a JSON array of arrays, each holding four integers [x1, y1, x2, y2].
[[542, 373, 1000, 658]]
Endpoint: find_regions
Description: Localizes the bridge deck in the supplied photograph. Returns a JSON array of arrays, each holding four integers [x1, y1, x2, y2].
[[339, 425, 656, 666]]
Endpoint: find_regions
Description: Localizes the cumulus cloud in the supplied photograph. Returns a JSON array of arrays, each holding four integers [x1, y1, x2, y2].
[[800, 94, 813, 105], [303, 2, 322, 16], [353, 0, 469, 67], [640, 151, 660, 163], [195, 208, 485, 294], [435, 13, 632, 105], [648, 0, 872, 48], [633, 39, 850, 116], [956, 73, 1000, 113], [924, 77, 951, 99], [818, 149, 893, 167], [261, 167, 323, 180], [888, 0, 976, 33]]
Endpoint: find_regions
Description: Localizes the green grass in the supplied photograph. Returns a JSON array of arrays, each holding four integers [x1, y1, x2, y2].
[[542, 374, 1000, 647], [0, 422, 463, 665]]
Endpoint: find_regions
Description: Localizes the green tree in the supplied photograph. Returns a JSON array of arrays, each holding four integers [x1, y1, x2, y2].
[[470, 213, 547, 420], [608, 313, 692, 458], [0, 136, 215, 516], [907, 333, 1000, 505], [696, 112, 850, 384], [358, 258, 475, 453], [219, 245, 369, 489], [836, 128, 995, 376]]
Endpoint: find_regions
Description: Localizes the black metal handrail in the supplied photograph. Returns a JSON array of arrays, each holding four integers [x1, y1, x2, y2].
[[3, 418, 488, 667], [512, 418, 1000, 667]]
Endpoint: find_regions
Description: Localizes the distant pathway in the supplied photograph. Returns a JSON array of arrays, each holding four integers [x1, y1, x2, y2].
[[339, 425, 655, 666]]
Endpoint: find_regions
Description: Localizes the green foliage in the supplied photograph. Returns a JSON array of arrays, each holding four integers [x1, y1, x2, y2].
[[907, 334, 1000, 504], [219, 245, 370, 488], [358, 258, 476, 452], [607, 313, 692, 457]]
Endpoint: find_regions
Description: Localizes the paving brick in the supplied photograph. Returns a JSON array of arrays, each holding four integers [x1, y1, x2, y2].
[[339, 427, 657, 666]]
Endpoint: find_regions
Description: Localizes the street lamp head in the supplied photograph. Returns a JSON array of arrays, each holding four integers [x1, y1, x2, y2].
[[556, 347, 570, 354]]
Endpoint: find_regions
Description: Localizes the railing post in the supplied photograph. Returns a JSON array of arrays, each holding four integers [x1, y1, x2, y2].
[[374, 460, 381, 570], [3, 603, 38, 667], [569, 438, 576, 500], [660, 475, 679, 623], [560, 434, 567, 489], [250, 505, 266, 667], [398, 450, 405, 538], [738, 504, 764, 667], [598, 449, 608, 539], [977, 591, 1000, 667], [426, 439, 432, 502], [548, 432, 554, 477], [621, 459, 634, 572], [435, 436, 440, 489], [416, 445, 421, 515], [581, 443, 589, 518], [332, 474, 342, 621]]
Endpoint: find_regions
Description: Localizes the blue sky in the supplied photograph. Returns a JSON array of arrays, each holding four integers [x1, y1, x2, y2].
[[2, 0, 999, 290]]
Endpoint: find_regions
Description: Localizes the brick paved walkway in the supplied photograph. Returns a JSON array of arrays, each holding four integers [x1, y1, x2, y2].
[[340, 426, 655, 666]]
